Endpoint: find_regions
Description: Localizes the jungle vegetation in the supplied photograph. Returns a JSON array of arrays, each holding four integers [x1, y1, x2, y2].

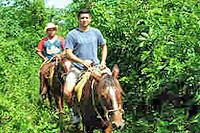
[[0, 0, 199, 132]]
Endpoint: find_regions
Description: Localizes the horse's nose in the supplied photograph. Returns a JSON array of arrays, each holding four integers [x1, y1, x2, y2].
[[112, 121, 124, 131], [111, 122, 117, 129]]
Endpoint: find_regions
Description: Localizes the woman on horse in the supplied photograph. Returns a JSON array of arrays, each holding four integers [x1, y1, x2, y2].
[[36, 22, 65, 100]]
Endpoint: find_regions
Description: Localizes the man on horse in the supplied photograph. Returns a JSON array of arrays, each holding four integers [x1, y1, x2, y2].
[[64, 8, 110, 130], [36, 22, 65, 100]]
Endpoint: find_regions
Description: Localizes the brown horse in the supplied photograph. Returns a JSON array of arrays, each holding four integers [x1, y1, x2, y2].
[[73, 65, 124, 133], [40, 57, 72, 116]]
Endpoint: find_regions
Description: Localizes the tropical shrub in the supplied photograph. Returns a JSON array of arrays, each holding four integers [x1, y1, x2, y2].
[[0, 0, 199, 132]]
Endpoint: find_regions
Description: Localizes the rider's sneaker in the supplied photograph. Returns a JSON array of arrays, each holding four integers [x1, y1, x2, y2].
[[41, 94, 46, 101]]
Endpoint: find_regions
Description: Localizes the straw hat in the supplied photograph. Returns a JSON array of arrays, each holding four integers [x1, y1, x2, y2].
[[45, 22, 58, 31]]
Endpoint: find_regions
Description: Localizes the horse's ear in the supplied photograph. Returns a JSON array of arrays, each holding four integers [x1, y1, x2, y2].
[[112, 64, 119, 78]]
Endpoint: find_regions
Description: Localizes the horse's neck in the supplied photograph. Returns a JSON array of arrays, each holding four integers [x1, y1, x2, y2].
[[82, 77, 95, 100]]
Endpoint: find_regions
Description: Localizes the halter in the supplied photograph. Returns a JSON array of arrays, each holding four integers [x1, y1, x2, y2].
[[105, 76, 124, 116], [105, 78, 124, 119]]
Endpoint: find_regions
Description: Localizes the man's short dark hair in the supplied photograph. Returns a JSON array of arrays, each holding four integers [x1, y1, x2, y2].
[[78, 8, 90, 18]]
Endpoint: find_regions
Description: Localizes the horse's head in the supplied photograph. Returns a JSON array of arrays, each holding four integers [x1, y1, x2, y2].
[[97, 65, 125, 130], [52, 56, 72, 83]]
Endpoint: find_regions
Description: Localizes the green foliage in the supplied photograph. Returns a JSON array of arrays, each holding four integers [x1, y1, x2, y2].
[[0, 0, 199, 132]]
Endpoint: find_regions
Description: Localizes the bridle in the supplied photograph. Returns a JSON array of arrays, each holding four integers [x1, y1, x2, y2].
[[91, 74, 124, 127], [104, 77, 124, 120]]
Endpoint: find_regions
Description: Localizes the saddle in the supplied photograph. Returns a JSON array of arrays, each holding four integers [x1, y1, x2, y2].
[[40, 57, 71, 81], [73, 67, 111, 103], [39, 58, 69, 95]]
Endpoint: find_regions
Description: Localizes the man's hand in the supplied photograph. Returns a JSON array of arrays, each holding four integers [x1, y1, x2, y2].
[[82, 60, 93, 68], [43, 57, 49, 62], [100, 60, 106, 70], [55, 54, 61, 59]]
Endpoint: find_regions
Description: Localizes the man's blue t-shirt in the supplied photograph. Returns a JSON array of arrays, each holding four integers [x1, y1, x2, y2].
[[65, 27, 106, 70]]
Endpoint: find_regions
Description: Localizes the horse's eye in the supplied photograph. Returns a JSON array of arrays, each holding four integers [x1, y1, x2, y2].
[[108, 112, 112, 118], [101, 96, 104, 99], [101, 96, 106, 101]]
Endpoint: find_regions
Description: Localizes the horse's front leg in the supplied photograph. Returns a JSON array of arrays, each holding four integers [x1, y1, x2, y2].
[[41, 80, 48, 100], [47, 89, 52, 106], [54, 94, 63, 117], [53, 93, 65, 133]]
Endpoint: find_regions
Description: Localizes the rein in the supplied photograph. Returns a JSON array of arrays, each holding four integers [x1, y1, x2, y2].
[[91, 78, 110, 126]]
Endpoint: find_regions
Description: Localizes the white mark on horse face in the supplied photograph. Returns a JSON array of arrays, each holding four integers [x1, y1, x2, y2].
[[108, 86, 118, 110]]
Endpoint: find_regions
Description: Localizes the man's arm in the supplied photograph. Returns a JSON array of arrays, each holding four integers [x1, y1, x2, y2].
[[36, 51, 48, 62], [100, 43, 107, 67], [65, 49, 92, 68], [36, 39, 49, 61]]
